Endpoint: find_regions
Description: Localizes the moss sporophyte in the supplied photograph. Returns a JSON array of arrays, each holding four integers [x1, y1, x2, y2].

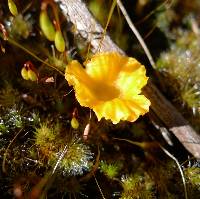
[[65, 52, 150, 124], [8, 0, 18, 16]]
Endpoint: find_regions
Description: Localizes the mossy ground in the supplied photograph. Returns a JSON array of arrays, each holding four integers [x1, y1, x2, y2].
[[0, 0, 199, 198]]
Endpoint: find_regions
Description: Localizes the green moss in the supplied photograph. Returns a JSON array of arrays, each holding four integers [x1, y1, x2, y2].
[[0, 0, 199, 198], [34, 122, 61, 160], [120, 174, 155, 199], [0, 83, 19, 108], [60, 138, 93, 175], [9, 14, 32, 39], [34, 123, 93, 175], [186, 166, 200, 186], [157, 30, 200, 115], [35, 123, 58, 147], [185, 165, 200, 196], [100, 161, 122, 179], [0, 119, 8, 134], [1, 106, 23, 130]]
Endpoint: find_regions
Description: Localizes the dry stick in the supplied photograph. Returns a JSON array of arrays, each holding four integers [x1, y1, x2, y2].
[[55, 0, 200, 159], [54, 0, 124, 54]]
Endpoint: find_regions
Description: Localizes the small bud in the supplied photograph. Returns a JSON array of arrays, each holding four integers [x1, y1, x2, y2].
[[8, 0, 18, 16], [21, 67, 29, 80], [39, 10, 55, 41], [71, 117, 79, 129], [28, 69, 38, 81], [55, 31, 65, 52]]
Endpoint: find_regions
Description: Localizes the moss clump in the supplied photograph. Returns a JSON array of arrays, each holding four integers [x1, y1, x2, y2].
[[185, 166, 200, 187], [120, 173, 155, 199], [60, 138, 93, 175], [9, 14, 32, 39], [0, 106, 24, 135], [184, 164, 200, 198], [157, 30, 200, 115], [35, 123, 59, 158], [100, 161, 122, 179], [0, 83, 19, 108], [34, 123, 93, 175]]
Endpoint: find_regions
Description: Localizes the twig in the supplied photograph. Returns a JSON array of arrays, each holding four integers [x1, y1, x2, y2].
[[54, 0, 124, 54], [55, 0, 200, 158]]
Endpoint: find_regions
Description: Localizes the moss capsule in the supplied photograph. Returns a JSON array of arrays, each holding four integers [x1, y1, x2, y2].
[[28, 69, 38, 81], [8, 0, 18, 16], [21, 67, 29, 80], [39, 10, 55, 41], [55, 31, 65, 52], [71, 117, 79, 129]]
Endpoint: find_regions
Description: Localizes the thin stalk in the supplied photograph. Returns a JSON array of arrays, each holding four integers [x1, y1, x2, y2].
[[117, 0, 156, 68], [160, 146, 188, 199], [93, 174, 106, 199], [97, 0, 117, 52], [0, 33, 64, 75], [52, 144, 68, 174]]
